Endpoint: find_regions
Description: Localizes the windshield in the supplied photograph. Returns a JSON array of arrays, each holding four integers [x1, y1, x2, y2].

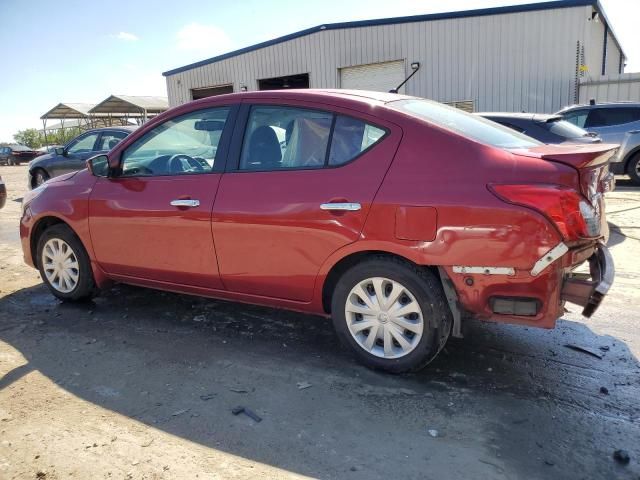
[[389, 99, 541, 149], [542, 118, 590, 138]]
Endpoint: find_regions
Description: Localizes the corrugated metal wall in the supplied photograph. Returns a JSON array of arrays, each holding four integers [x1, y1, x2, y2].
[[579, 73, 640, 103], [166, 5, 617, 114]]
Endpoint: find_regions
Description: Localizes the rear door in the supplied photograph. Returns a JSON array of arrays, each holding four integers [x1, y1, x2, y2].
[[584, 107, 640, 143], [211, 100, 401, 302]]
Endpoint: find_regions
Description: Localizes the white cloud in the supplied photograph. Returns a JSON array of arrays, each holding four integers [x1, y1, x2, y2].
[[113, 31, 139, 41], [175, 22, 233, 53]]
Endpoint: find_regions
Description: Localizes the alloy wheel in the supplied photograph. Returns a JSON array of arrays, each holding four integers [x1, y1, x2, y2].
[[41, 238, 80, 293], [345, 277, 424, 359]]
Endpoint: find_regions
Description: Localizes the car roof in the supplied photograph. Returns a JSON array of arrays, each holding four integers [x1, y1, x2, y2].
[[82, 126, 137, 134], [558, 102, 640, 113], [477, 112, 562, 122], [191, 89, 415, 109]]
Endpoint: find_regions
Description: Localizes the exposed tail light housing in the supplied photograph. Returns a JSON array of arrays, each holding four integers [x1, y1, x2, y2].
[[489, 184, 601, 241]]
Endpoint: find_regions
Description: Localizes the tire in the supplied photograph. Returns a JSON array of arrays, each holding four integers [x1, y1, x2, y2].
[[626, 153, 640, 186], [32, 168, 49, 188], [36, 224, 97, 301], [331, 256, 452, 373], [7, 157, 15, 166]]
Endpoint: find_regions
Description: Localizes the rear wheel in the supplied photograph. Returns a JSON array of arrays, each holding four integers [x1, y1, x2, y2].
[[36, 224, 97, 301], [7, 157, 15, 166], [331, 257, 452, 373], [627, 153, 640, 186]]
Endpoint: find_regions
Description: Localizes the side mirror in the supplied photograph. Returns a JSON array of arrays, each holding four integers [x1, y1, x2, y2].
[[55, 147, 65, 156], [86, 154, 109, 177]]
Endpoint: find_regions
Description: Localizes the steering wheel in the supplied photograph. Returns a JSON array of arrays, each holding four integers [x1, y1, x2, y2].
[[168, 154, 205, 174]]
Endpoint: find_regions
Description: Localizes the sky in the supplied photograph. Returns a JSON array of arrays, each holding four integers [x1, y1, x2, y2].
[[0, 0, 637, 142]]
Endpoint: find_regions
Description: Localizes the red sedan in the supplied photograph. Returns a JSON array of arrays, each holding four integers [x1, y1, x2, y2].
[[20, 90, 615, 372]]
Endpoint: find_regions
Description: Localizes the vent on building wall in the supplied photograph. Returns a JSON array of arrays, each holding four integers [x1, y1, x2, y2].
[[444, 100, 474, 113]]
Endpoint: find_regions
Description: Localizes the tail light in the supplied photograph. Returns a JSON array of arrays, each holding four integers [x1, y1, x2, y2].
[[489, 184, 600, 241]]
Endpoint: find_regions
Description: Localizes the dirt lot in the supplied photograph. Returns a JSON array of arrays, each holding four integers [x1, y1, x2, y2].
[[0, 164, 639, 479]]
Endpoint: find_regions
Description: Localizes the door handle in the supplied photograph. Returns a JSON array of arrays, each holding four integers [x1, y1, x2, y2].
[[320, 202, 361, 211], [170, 199, 200, 208]]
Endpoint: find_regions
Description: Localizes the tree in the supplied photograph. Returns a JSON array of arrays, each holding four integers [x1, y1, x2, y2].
[[13, 128, 42, 148]]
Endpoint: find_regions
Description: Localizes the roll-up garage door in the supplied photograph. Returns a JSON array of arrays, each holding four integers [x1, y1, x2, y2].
[[340, 60, 406, 93]]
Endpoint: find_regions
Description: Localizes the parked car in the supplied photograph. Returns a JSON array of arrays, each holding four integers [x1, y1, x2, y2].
[[27, 127, 135, 188], [20, 90, 615, 373], [477, 113, 601, 144], [0, 144, 40, 165], [0, 175, 5, 209], [557, 102, 640, 184]]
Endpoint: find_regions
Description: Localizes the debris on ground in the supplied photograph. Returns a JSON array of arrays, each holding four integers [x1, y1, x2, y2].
[[229, 387, 248, 393], [613, 449, 630, 465], [564, 343, 604, 359], [599, 386, 609, 395], [192, 315, 206, 322], [231, 406, 262, 423], [199, 394, 215, 400], [171, 408, 189, 416], [599, 345, 610, 352], [428, 429, 439, 438], [296, 381, 312, 390]]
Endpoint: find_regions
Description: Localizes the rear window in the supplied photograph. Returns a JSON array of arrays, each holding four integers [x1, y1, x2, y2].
[[542, 119, 589, 139], [12, 144, 31, 151], [389, 99, 540, 149]]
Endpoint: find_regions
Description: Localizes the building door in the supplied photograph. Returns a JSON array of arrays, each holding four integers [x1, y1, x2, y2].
[[340, 60, 406, 93]]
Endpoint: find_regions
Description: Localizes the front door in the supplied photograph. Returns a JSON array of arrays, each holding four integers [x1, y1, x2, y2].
[[54, 131, 101, 176], [212, 101, 401, 302], [89, 106, 235, 288]]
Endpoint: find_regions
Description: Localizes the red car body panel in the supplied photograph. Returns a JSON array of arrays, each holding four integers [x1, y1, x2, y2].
[[20, 90, 615, 329]]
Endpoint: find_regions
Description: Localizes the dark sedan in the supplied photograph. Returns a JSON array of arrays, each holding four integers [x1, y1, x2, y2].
[[0, 144, 40, 165], [28, 127, 136, 188], [476, 113, 601, 144]]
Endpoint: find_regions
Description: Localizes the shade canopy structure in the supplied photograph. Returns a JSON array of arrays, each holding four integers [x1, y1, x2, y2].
[[40, 103, 96, 120], [88, 95, 168, 121]]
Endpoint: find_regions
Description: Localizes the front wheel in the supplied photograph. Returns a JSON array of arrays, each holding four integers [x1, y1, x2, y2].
[[32, 168, 49, 188], [626, 153, 640, 186], [36, 224, 97, 301], [331, 257, 452, 373]]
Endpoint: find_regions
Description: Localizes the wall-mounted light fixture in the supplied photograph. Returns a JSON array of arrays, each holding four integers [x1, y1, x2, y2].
[[411, 62, 420, 70], [240, 85, 248, 92]]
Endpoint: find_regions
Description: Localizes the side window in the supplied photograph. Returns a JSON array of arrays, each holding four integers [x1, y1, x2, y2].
[[587, 107, 640, 128], [238, 106, 387, 171], [563, 110, 588, 128], [328, 116, 386, 166], [240, 106, 332, 170], [120, 107, 230, 177], [97, 131, 128, 151], [67, 133, 99, 155]]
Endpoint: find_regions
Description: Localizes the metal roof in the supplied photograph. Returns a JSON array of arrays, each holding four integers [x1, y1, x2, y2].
[[40, 103, 96, 120], [163, 0, 624, 77], [88, 95, 169, 115]]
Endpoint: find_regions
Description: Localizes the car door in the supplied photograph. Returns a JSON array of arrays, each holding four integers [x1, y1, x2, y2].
[[211, 100, 401, 302], [88, 105, 237, 288], [54, 132, 101, 175]]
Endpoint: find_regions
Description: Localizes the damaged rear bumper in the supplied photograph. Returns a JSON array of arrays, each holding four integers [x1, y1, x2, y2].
[[561, 243, 614, 317]]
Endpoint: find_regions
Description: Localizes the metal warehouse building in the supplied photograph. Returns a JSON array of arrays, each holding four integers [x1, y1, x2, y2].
[[163, 0, 626, 114]]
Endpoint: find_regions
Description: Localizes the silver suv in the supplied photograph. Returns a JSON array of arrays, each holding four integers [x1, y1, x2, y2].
[[557, 102, 640, 185]]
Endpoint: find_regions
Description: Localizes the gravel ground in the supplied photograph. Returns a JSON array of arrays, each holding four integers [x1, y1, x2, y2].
[[0, 164, 639, 480]]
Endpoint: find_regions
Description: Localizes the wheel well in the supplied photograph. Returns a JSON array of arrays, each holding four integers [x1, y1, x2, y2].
[[321, 250, 439, 314], [623, 147, 640, 170], [29, 167, 47, 188], [30, 216, 68, 268]]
